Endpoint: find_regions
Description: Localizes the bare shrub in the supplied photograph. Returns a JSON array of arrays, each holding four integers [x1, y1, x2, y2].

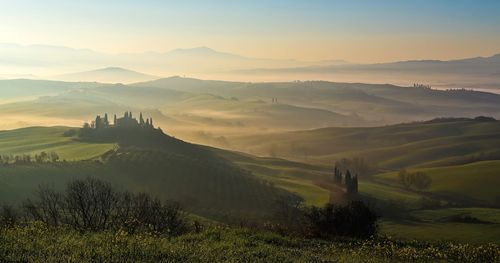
[[22, 177, 188, 235]]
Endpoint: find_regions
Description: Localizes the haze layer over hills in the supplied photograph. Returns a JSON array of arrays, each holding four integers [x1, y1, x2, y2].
[[1, 43, 499, 92], [0, 77, 499, 146]]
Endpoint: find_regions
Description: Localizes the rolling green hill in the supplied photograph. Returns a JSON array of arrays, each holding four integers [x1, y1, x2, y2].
[[1, 123, 499, 243], [0, 126, 115, 160], [375, 160, 500, 205], [0, 125, 292, 221], [226, 118, 500, 168], [211, 148, 331, 206]]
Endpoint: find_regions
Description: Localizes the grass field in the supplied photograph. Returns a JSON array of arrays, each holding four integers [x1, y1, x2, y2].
[[381, 220, 500, 244], [375, 160, 500, 205], [359, 181, 423, 207], [411, 207, 500, 224], [213, 149, 331, 206], [0, 126, 115, 160], [1, 223, 498, 262]]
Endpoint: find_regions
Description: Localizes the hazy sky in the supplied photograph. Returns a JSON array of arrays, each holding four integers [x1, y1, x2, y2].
[[1, 0, 500, 63]]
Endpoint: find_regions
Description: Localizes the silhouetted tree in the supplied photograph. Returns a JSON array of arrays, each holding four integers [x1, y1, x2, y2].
[[104, 113, 109, 127], [333, 166, 342, 185], [95, 115, 102, 129], [139, 112, 145, 126], [352, 174, 358, 194], [345, 170, 352, 190], [344, 170, 358, 194]]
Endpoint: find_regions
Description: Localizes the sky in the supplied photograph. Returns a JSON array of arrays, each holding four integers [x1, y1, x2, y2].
[[1, 0, 500, 63]]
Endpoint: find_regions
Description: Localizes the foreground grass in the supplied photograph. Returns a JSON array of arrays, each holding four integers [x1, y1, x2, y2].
[[1, 223, 498, 262]]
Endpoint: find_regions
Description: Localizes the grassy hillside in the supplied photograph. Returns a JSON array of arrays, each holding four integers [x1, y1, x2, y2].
[[0, 126, 292, 221], [375, 160, 500, 205], [382, 207, 500, 244], [227, 118, 500, 168], [212, 148, 331, 206], [0, 126, 115, 160], [1, 125, 499, 244]]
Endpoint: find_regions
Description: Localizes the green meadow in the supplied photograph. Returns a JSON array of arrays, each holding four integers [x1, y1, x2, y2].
[[375, 160, 500, 205], [0, 126, 115, 161]]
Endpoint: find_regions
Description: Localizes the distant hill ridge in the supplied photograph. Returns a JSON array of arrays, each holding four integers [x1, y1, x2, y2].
[[54, 67, 159, 83]]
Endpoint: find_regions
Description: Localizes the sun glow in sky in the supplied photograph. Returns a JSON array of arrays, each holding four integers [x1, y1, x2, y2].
[[1, 0, 500, 62]]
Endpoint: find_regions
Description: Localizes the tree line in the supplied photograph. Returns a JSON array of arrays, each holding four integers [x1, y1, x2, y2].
[[0, 151, 60, 165], [84, 112, 155, 130]]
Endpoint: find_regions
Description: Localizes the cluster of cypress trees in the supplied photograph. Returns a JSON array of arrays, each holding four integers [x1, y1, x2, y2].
[[85, 112, 154, 129], [333, 166, 358, 194]]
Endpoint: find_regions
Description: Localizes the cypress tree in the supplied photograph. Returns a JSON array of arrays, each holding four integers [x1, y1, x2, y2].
[[95, 115, 102, 129], [353, 174, 359, 193], [104, 113, 109, 127], [333, 166, 342, 184], [139, 113, 145, 126], [114, 114, 117, 126], [345, 170, 352, 193]]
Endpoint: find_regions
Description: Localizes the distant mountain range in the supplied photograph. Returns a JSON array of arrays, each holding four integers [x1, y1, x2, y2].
[[0, 43, 331, 77], [1, 42, 499, 92], [54, 67, 159, 83]]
